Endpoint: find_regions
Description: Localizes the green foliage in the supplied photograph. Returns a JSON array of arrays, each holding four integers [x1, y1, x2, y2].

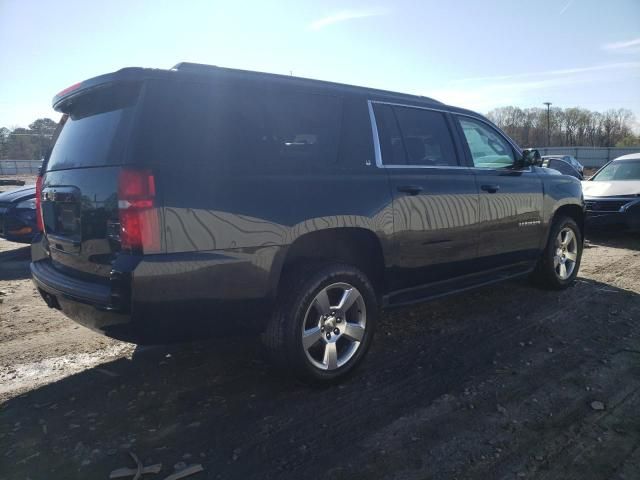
[[615, 135, 640, 148], [0, 118, 58, 160]]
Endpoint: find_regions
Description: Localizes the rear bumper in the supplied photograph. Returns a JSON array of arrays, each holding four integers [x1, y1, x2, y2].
[[30, 243, 286, 343], [31, 259, 136, 340], [31, 260, 113, 305]]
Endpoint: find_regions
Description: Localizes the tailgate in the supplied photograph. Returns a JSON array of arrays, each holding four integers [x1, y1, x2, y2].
[[41, 81, 142, 279], [42, 167, 121, 278]]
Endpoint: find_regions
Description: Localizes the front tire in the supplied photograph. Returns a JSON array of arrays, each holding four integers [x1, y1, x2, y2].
[[531, 216, 582, 289], [262, 263, 378, 383]]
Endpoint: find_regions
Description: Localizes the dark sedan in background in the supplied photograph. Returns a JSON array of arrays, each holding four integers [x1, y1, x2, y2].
[[540, 156, 583, 179], [0, 185, 38, 243], [541, 155, 584, 177]]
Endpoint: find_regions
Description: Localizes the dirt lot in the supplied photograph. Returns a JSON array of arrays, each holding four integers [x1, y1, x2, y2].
[[0, 175, 37, 192], [1, 233, 639, 480]]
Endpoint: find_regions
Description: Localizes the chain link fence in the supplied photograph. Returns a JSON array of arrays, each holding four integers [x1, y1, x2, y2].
[[535, 147, 639, 168], [0, 160, 43, 175]]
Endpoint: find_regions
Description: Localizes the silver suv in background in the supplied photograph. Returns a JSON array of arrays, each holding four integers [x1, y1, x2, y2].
[[541, 155, 584, 176]]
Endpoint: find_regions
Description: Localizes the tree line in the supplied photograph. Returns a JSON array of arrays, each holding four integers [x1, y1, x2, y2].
[[486, 106, 639, 148], [0, 118, 57, 160]]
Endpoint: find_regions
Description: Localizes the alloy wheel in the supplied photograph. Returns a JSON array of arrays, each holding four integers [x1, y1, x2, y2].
[[554, 227, 578, 280], [301, 282, 367, 371]]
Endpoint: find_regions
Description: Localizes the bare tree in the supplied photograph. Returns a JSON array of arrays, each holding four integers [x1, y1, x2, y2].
[[486, 106, 639, 147]]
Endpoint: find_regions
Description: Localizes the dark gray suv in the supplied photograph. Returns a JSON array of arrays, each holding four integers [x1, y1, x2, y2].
[[31, 63, 585, 382]]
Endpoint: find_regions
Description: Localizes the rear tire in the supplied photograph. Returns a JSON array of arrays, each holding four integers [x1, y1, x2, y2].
[[531, 216, 582, 290], [262, 263, 378, 383]]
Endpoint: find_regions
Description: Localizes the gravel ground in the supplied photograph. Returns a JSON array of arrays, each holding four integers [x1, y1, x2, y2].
[[0, 175, 37, 193], [0, 233, 639, 480]]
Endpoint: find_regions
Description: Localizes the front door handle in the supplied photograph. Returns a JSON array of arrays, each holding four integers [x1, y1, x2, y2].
[[481, 184, 500, 193], [397, 185, 423, 195]]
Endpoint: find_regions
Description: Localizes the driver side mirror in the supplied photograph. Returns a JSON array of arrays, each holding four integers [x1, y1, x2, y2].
[[519, 149, 541, 168]]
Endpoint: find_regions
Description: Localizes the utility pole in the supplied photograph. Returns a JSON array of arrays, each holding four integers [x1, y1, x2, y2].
[[543, 102, 552, 147]]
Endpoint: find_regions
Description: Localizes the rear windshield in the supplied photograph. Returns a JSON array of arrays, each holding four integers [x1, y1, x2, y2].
[[46, 82, 141, 171]]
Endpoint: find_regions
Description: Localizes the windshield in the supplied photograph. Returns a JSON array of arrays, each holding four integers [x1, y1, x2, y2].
[[46, 82, 141, 171], [591, 159, 640, 181]]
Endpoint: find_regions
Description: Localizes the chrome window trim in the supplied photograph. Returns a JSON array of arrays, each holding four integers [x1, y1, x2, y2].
[[367, 99, 529, 172], [367, 99, 468, 170], [371, 100, 452, 115], [368, 99, 521, 155], [367, 100, 383, 168], [379, 164, 473, 170]]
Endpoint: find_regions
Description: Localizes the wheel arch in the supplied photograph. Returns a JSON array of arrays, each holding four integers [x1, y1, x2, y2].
[[270, 228, 387, 298], [551, 203, 585, 239]]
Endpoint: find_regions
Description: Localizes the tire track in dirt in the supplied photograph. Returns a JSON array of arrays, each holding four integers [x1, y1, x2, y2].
[[1, 235, 639, 480], [233, 278, 640, 479], [310, 287, 640, 479]]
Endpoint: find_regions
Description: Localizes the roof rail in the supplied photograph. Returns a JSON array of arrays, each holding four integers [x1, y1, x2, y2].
[[171, 62, 219, 72], [170, 61, 443, 105]]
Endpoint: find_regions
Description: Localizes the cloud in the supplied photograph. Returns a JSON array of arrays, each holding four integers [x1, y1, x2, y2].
[[308, 8, 388, 31], [454, 62, 640, 84], [559, 0, 573, 16], [430, 62, 640, 112], [602, 37, 640, 53]]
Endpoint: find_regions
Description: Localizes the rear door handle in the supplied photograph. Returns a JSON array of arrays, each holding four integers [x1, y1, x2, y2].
[[397, 185, 423, 195], [481, 184, 500, 193]]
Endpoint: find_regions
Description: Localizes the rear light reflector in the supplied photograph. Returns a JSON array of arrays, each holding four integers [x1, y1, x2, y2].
[[56, 82, 82, 98], [118, 168, 160, 253], [35, 175, 44, 232]]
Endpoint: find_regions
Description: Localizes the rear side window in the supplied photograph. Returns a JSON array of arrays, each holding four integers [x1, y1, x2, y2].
[[393, 106, 457, 166], [139, 80, 342, 171], [373, 103, 458, 167], [372, 104, 405, 166], [548, 159, 576, 176], [47, 82, 141, 171]]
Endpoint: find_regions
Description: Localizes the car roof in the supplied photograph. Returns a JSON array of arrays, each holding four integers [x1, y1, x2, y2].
[[52, 63, 517, 151], [54, 63, 486, 119], [613, 153, 640, 161], [169, 64, 512, 144], [172, 62, 443, 105]]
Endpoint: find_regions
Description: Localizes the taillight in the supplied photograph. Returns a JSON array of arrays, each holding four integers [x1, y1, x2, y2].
[[35, 175, 44, 232], [117, 168, 160, 253]]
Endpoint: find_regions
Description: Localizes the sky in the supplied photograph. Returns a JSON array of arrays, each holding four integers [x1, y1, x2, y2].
[[0, 0, 639, 130]]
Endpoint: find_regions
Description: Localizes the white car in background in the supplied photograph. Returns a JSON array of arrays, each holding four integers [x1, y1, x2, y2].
[[582, 153, 640, 231]]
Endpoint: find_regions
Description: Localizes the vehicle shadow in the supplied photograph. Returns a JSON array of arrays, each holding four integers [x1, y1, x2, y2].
[[2, 272, 640, 480], [0, 245, 31, 281], [585, 230, 640, 251]]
